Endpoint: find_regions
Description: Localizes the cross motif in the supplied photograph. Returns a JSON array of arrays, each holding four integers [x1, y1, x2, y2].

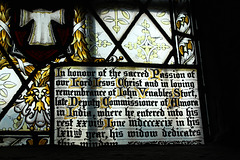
[[124, 19, 170, 62], [140, 40, 155, 56], [20, 9, 65, 46]]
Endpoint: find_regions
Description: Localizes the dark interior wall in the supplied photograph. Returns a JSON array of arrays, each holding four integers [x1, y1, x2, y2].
[[194, 0, 240, 144]]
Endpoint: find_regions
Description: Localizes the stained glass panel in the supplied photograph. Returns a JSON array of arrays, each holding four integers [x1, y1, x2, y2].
[[85, 13, 115, 59], [0, 68, 21, 112], [0, 0, 204, 146], [122, 14, 172, 64], [0, 136, 32, 146], [149, 0, 172, 38], [99, 7, 139, 40], [174, 0, 192, 35], [177, 36, 196, 64], [110, 49, 127, 62]]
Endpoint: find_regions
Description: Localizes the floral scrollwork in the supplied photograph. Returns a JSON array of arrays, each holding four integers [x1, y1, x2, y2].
[[14, 66, 51, 131]]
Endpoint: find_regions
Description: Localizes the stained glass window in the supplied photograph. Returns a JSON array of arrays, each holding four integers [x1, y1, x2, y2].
[[0, 0, 205, 146]]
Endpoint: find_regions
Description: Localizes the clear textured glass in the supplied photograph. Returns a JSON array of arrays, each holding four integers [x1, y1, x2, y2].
[[122, 14, 172, 64], [99, 8, 139, 40], [85, 14, 115, 59]]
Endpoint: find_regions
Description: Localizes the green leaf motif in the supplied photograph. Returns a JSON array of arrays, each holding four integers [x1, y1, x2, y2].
[[0, 88, 7, 97], [121, 10, 130, 19], [0, 73, 10, 81], [0, 99, 6, 105], [161, 19, 170, 25], [103, 16, 114, 22], [101, 9, 110, 15], [118, 18, 129, 25], [3, 81, 16, 89], [157, 12, 166, 17]]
